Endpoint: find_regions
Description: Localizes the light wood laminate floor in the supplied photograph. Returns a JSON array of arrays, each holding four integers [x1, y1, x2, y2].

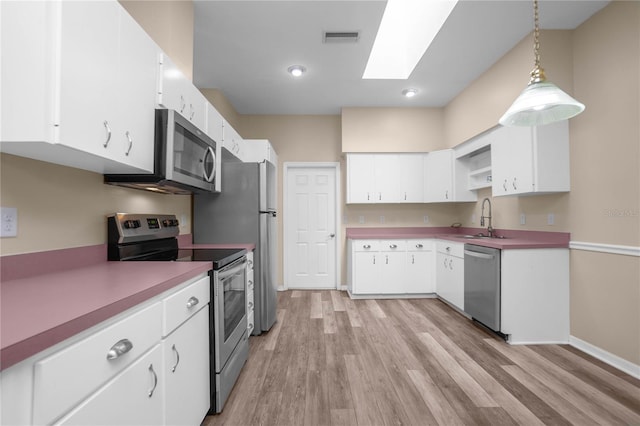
[[203, 290, 640, 426]]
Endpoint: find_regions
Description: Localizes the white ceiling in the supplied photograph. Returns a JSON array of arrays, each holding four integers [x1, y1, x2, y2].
[[193, 0, 609, 115]]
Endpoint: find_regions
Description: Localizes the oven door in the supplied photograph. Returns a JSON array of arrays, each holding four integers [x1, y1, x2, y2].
[[213, 256, 247, 371]]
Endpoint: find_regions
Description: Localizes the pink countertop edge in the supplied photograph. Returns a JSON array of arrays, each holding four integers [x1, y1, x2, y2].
[[345, 227, 570, 249], [0, 234, 254, 371]]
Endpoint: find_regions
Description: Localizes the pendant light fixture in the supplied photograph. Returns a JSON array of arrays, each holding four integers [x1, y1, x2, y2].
[[499, 0, 585, 127]]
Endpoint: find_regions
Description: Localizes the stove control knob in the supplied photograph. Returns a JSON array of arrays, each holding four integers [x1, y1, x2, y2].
[[123, 220, 141, 229], [162, 219, 179, 227]]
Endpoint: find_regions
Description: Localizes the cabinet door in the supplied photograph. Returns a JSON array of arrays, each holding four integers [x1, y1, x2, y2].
[[398, 155, 424, 203], [424, 150, 453, 202], [164, 307, 210, 426], [379, 251, 406, 294], [436, 253, 464, 310], [405, 251, 433, 293], [347, 154, 376, 204], [56, 1, 120, 159], [491, 126, 534, 196], [374, 154, 402, 203], [222, 120, 243, 160], [158, 54, 207, 130], [352, 251, 381, 294], [116, 9, 157, 172], [57, 345, 163, 426]]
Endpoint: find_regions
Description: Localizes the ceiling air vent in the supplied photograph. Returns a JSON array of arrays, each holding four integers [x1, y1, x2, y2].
[[323, 31, 360, 43]]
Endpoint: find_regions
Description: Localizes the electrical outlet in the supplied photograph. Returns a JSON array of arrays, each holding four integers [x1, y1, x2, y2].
[[520, 213, 526, 225], [471, 213, 476, 224], [379, 215, 385, 224], [358, 216, 365, 224], [547, 213, 555, 225], [1, 207, 18, 237], [423, 215, 429, 224], [342, 214, 348, 224]]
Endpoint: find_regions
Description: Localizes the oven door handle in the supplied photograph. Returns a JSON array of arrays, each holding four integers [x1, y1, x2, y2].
[[217, 257, 247, 281]]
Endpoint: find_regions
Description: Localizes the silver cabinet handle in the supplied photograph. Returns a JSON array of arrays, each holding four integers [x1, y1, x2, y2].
[[404, 192, 407, 201], [385, 255, 389, 264], [389, 244, 397, 249], [512, 177, 517, 190], [373, 255, 376, 265], [148, 364, 158, 397], [412, 254, 415, 264], [125, 131, 133, 156], [106, 339, 133, 360], [445, 190, 449, 200], [363, 244, 371, 249], [379, 193, 382, 201], [503, 179, 508, 191], [367, 192, 370, 201], [180, 95, 186, 113], [103, 121, 112, 148], [190, 104, 195, 120], [186, 296, 199, 309], [171, 344, 180, 373], [443, 258, 448, 268], [449, 258, 454, 270], [416, 244, 423, 248]]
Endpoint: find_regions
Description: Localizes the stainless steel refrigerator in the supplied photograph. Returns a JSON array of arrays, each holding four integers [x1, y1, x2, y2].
[[193, 161, 277, 335]]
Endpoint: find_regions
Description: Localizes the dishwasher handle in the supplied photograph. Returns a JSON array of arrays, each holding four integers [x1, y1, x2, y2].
[[464, 250, 496, 260]]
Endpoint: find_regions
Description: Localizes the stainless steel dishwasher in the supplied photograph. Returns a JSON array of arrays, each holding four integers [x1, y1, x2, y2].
[[464, 244, 501, 333]]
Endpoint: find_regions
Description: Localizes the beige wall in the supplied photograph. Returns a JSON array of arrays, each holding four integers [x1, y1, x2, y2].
[[0, 154, 191, 255], [567, 1, 640, 364], [201, 89, 243, 131], [342, 107, 446, 152], [119, 0, 194, 81]]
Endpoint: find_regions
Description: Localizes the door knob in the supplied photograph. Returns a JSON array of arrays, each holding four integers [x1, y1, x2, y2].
[[329, 233, 335, 238]]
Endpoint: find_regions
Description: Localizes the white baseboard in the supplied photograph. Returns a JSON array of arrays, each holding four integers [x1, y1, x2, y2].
[[570, 335, 640, 379]]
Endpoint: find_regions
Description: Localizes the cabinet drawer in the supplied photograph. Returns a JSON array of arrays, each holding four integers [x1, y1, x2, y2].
[[353, 240, 380, 252], [379, 240, 406, 251], [33, 302, 162, 425], [436, 240, 464, 257], [407, 239, 433, 252], [163, 275, 211, 337]]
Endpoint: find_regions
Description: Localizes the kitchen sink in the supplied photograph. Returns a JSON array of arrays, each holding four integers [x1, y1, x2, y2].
[[457, 234, 507, 240]]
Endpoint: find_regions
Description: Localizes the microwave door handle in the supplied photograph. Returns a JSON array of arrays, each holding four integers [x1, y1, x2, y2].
[[203, 146, 216, 183]]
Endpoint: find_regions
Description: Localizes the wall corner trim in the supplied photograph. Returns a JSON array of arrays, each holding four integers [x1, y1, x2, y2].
[[569, 241, 640, 257], [570, 335, 640, 379]]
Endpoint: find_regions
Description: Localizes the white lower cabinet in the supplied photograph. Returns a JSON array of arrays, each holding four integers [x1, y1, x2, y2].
[[1, 273, 211, 426], [435, 240, 465, 311], [162, 307, 210, 426], [246, 251, 255, 335], [56, 345, 164, 426], [348, 239, 434, 296]]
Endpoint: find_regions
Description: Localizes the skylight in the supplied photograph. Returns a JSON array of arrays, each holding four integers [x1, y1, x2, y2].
[[363, 0, 459, 80]]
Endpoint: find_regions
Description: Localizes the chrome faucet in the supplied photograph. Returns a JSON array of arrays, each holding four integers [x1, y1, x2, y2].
[[480, 197, 494, 237]]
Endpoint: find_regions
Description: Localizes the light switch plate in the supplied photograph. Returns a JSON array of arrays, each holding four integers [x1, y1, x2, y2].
[[423, 215, 429, 224], [547, 213, 555, 225], [1, 207, 18, 237], [520, 213, 526, 225], [379, 215, 385, 224], [358, 216, 365, 224]]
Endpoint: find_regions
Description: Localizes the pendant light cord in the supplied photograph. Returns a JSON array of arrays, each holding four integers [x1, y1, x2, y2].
[[529, 0, 546, 84]]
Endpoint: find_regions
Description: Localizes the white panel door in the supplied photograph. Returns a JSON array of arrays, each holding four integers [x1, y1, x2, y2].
[[285, 166, 337, 289]]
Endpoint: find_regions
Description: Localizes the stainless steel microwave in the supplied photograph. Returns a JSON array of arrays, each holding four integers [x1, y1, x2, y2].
[[104, 109, 218, 194]]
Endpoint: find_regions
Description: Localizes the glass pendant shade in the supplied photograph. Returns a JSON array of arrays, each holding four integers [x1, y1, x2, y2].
[[499, 80, 585, 126], [500, 0, 585, 127]]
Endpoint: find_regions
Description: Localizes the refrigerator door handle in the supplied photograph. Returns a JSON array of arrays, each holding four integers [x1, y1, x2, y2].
[[259, 210, 277, 217]]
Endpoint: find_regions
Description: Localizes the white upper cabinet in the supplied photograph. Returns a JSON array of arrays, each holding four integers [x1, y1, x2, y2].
[[424, 150, 477, 203], [346, 153, 423, 204], [243, 139, 279, 165], [491, 121, 570, 196], [221, 120, 244, 161], [0, 1, 158, 174], [157, 54, 207, 131]]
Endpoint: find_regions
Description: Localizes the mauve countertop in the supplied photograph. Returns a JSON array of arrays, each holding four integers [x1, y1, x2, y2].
[[345, 227, 570, 249], [0, 235, 252, 371]]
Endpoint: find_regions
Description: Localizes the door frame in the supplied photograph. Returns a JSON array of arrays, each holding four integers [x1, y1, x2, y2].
[[283, 162, 341, 291]]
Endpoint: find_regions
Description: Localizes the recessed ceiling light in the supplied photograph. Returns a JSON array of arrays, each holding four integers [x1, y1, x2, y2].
[[363, 0, 459, 79], [287, 65, 306, 77], [402, 88, 418, 98]]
